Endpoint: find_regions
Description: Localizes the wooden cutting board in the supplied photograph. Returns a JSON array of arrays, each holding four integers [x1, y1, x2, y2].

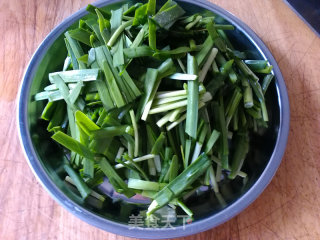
[[1, 0, 320, 239]]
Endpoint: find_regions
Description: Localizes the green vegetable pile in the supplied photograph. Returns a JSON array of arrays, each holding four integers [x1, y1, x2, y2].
[[35, 0, 274, 217]]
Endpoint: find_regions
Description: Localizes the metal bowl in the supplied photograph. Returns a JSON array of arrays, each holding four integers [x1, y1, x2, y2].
[[18, 0, 290, 238]]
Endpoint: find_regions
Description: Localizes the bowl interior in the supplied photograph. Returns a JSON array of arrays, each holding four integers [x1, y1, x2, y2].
[[24, 0, 280, 230]]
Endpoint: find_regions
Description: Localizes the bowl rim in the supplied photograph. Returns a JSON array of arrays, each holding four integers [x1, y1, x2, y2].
[[17, 0, 290, 238]]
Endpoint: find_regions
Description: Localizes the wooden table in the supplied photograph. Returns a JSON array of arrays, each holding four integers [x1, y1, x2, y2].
[[1, 0, 320, 239]]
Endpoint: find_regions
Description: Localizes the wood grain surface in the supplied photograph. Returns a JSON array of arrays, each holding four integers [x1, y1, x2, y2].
[[1, 0, 320, 239]]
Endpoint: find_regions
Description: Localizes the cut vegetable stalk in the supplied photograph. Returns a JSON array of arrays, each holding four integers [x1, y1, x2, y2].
[[83, 158, 95, 178], [129, 110, 139, 157], [149, 99, 188, 114], [190, 142, 202, 163], [243, 85, 254, 108], [225, 88, 243, 127], [262, 74, 274, 94], [107, 20, 133, 47], [185, 15, 202, 30], [52, 131, 95, 160], [190, 123, 208, 163], [229, 132, 249, 179], [167, 101, 206, 131], [94, 78, 114, 110], [115, 154, 155, 169], [209, 165, 219, 193], [128, 178, 166, 191], [123, 46, 154, 58], [91, 125, 134, 139], [198, 48, 218, 82], [185, 54, 199, 139], [156, 90, 187, 98], [65, 176, 105, 202], [148, 19, 157, 50], [152, 1, 185, 30], [115, 147, 125, 161], [131, 24, 148, 48], [68, 81, 84, 104], [97, 157, 135, 198], [195, 36, 214, 67], [86, 4, 111, 19], [95, 48, 126, 107], [164, 155, 179, 182], [147, 153, 211, 216], [64, 164, 91, 199], [65, 32, 86, 69], [41, 101, 57, 121], [69, 28, 91, 46], [151, 132, 166, 172], [153, 94, 187, 106], [140, 68, 159, 120], [205, 129, 220, 154], [154, 155, 162, 173], [168, 73, 198, 81], [216, 95, 229, 169], [184, 139, 192, 168], [51, 75, 80, 111], [176, 199, 193, 217], [157, 112, 173, 128], [177, 58, 187, 73], [75, 110, 100, 136], [169, 107, 185, 122]]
